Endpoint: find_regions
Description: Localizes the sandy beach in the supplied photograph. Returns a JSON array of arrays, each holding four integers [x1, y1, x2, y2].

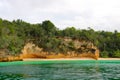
[[23, 58, 120, 61], [98, 58, 120, 60]]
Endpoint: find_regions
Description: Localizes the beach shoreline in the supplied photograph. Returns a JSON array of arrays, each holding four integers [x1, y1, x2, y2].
[[23, 58, 120, 61]]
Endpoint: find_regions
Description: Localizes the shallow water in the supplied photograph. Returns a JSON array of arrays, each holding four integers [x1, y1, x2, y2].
[[0, 60, 120, 80]]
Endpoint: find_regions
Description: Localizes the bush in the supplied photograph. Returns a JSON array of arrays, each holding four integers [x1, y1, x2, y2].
[[100, 51, 109, 58], [113, 50, 120, 58]]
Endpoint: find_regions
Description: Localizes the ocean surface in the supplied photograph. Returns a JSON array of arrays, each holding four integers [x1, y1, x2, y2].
[[0, 60, 120, 80]]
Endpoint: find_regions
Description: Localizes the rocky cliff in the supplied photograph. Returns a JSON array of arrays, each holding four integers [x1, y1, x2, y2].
[[21, 37, 99, 60]]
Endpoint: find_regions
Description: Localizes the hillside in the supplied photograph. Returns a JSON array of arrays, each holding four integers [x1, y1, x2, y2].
[[0, 18, 120, 61]]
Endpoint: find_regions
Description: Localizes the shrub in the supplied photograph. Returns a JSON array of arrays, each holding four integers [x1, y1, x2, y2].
[[100, 51, 109, 58], [113, 50, 120, 58]]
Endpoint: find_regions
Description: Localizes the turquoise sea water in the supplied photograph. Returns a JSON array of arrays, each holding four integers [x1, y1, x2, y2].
[[0, 60, 120, 80]]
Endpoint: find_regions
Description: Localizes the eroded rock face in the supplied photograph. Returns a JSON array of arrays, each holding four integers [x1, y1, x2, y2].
[[94, 49, 99, 60], [0, 49, 9, 59], [62, 37, 99, 59], [21, 43, 46, 58], [21, 40, 99, 60], [22, 43, 42, 54], [0, 49, 22, 62]]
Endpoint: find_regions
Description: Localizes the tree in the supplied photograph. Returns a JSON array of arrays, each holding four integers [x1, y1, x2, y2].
[[113, 50, 120, 58], [41, 20, 58, 37], [100, 51, 109, 58], [62, 27, 77, 38]]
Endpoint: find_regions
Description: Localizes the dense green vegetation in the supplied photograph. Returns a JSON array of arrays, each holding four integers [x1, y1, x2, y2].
[[0, 18, 120, 58]]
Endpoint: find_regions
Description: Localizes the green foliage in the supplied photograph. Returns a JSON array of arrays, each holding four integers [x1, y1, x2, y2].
[[63, 27, 77, 38], [100, 51, 109, 58], [41, 20, 58, 37], [0, 18, 120, 58], [113, 50, 120, 58]]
